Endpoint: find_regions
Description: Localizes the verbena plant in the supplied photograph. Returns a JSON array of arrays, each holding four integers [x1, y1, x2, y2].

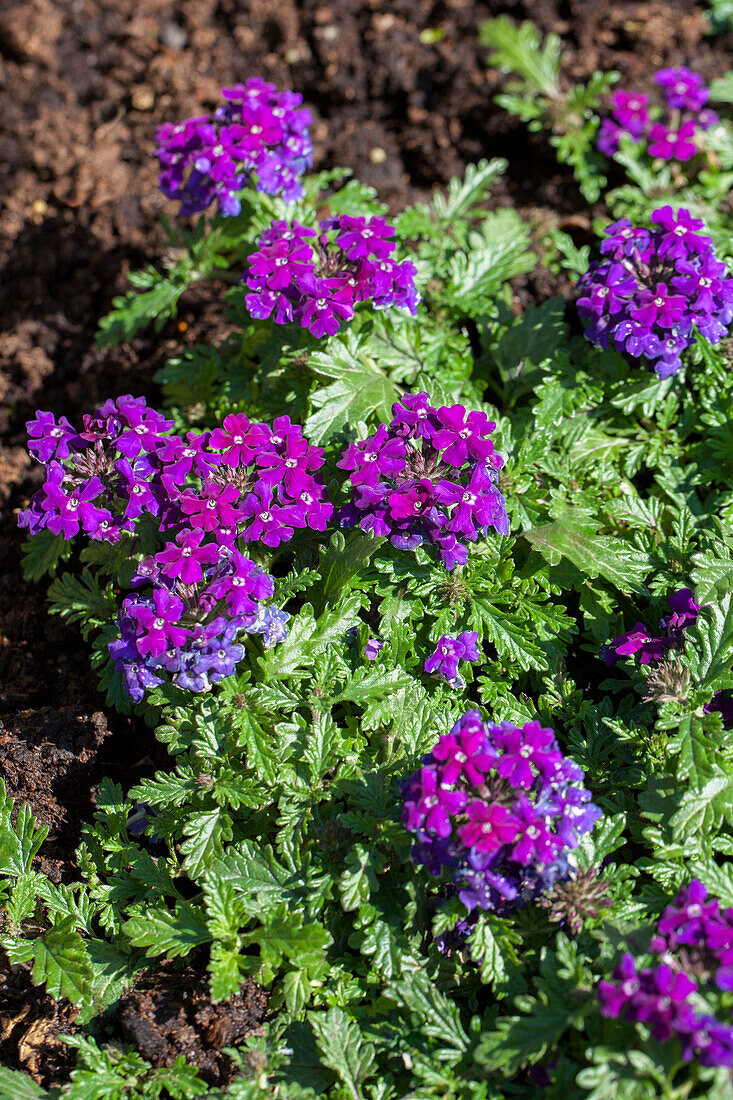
[[5, 66, 733, 1100]]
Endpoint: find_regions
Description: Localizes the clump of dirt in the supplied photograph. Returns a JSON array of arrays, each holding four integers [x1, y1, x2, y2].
[[0, 956, 79, 1088], [116, 957, 268, 1086]]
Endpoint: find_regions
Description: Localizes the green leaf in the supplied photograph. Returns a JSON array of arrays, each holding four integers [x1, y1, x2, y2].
[[123, 902, 212, 957], [310, 1008, 375, 1098], [523, 509, 650, 594], [443, 210, 534, 315], [686, 591, 733, 692], [47, 569, 117, 639], [31, 918, 97, 1006], [432, 158, 508, 221], [180, 809, 227, 878], [21, 531, 73, 584], [314, 531, 382, 615], [388, 969, 469, 1052], [305, 332, 400, 444], [0, 1067, 49, 1099], [0, 782, 48, 877], [479, 16, 561, 96], [262, 597, 362, 679]]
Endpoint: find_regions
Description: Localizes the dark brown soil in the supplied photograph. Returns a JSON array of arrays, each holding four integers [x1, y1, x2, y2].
[[1, 0, 731, 1086], [116, 956, 267, 1087]]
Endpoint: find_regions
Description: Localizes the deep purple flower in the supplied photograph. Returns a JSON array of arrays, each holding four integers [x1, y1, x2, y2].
[[423, 632, 481, 689], [655, 68, 709, 112], [126, 589, 189, 658], [155, 528, 221, 584], [26, 412, 81, 463]]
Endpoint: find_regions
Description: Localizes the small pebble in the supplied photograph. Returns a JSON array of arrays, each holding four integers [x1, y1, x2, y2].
[[159, 20, 188, 49]]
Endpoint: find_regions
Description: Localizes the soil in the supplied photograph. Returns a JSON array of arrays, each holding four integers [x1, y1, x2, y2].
[[116, 955, 268, 1087], [1, 0, 731, 1086]]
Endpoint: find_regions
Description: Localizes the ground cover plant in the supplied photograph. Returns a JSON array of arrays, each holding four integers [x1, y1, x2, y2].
[[4, 9, 733, 1100]]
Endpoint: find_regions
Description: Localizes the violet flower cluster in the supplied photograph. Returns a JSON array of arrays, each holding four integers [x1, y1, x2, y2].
[[402, 711, 601, 914], [243, 215, 419, 338], [337, 393, 509, 570], [424, 632, 480, 690], [154, 78, 313, 217], [577, 206, 733, 378], [20, 397, 334, 699], [111, 540, 286, 701], [598, 880, 733, 1069], [602, 587, 733, 725], [598, 68, 719, 162]]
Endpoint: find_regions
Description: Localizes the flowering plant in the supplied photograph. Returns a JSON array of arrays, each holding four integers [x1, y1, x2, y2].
[[9, 54, 733, 1100], [403, 711, 601, 915]]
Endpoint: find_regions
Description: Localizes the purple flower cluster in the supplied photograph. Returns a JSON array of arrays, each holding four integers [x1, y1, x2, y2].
[[243, 215, 419, 338], [602, 587, 733, 725], [338, 393, 509, 570], [598, 68, 718, 162], [598, 880, 733, 1069], [111, 542, 288, 701], [424, 632, 481, 689], [154, 78, 313, 216], [578, 207, 733, 377], [20, 398, 334, 699], [20, 400, 333, 550], [402, 711, 600, 914]]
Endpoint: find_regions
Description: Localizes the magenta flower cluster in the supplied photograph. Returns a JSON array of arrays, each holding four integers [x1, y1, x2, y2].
[[423, 632, 481, 689], [598, 880, 733, 1068], [337, 393, 509, 571], [598, 68, 718, 162], [402, 711, 600, 913], [20, 397, 334, 699], [243, 215, 419, 338], [154, 78, 313, 217], [20, 397, 332, 550], [578, 207, 733, 378]]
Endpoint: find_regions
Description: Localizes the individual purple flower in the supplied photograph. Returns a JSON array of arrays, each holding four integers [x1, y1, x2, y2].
[[238, 483, 301, 547], [39, 471, 112, 540], [402, 765, 468, 838], [655, 68, 709, 112], [458, 802, 519, 855], [26, 412, 81, 463], [155, 528, 221, 585], [208, 415, 269, 468], [126, 589, 189, 658], [157, 432, 222, 487], [423, 632, 481, 689], [647, 120, 698, 161], [364, 638, 384, 660]]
